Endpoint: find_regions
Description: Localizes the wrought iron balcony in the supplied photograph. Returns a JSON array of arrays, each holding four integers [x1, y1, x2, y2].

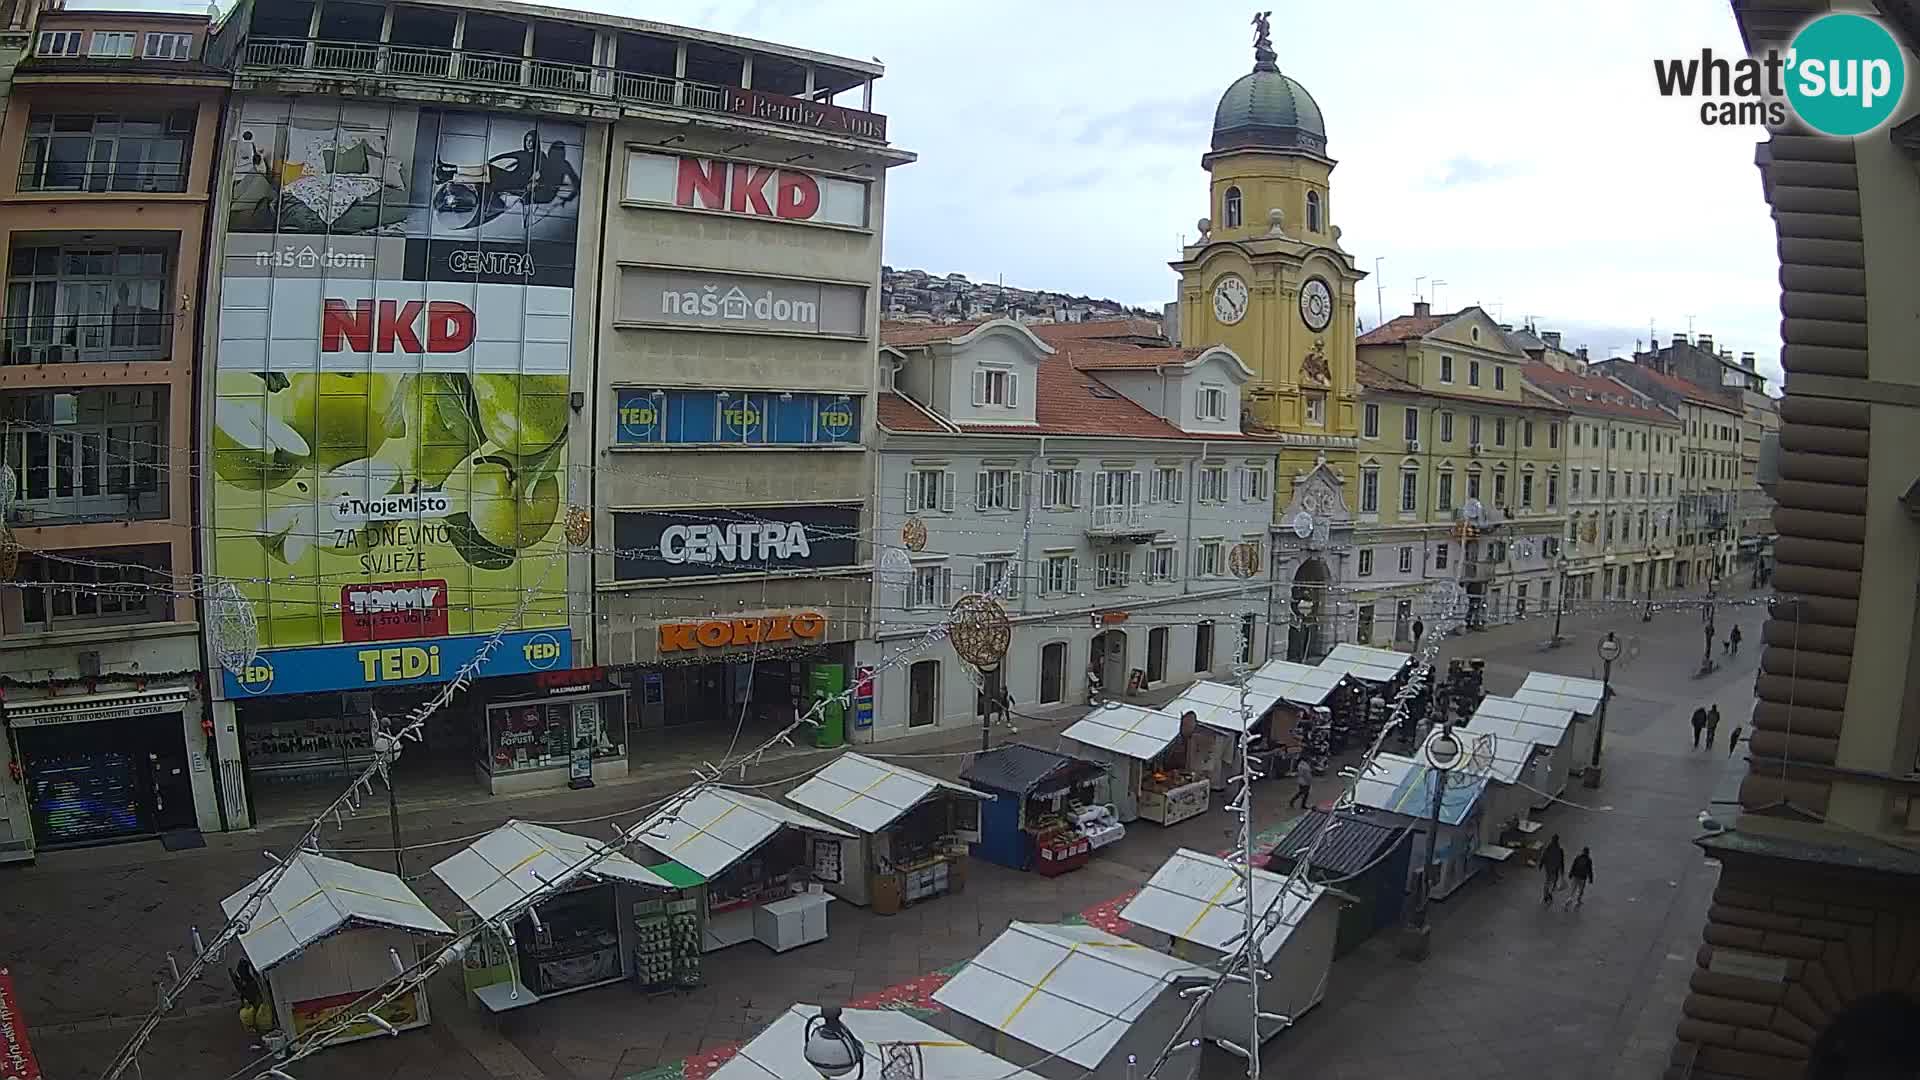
[[1086, 505, 1161, 542], [240, 38, 889, 143]]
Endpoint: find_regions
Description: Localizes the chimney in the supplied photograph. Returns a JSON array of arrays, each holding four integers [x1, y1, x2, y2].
[[1577, 345, 1589, 362], [1413, 300, 1432, 318], [1542, 331, 1562, 350], [1498, 323, 1513, 332], [1163, 300, 1181, 348], [1741, 350, 1756, 370], [1698, 334, 1714, 354], [1671, 334, 1687, 349]]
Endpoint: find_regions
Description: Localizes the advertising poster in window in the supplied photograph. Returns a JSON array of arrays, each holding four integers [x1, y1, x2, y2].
[[212, 99, 583, 698]]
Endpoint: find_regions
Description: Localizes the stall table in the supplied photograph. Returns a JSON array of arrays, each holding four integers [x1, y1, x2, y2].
[[1059, 703, 1204, 825], [782, 753, 988, 912], [225, 851, 451, 1045], [960, 744, 1108, 874]]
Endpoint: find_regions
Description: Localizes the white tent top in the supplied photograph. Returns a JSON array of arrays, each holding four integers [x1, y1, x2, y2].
[[1060, 703, 1185, 761], [629, 788, 852, 880], [1352, 752, 1486, 825], [1472, 695, 1577, 746], [1120, 848, 1326, 963], [1246, 658, 1344, 706], [1513, 672, 1607, 715], [224, 851, 451, 972], [1451, 719, 1545, 785], [932, 921, 1207, 1070], [431, 819, 678, 922], [784, 753, 987, 834], [711, 1004, 1047, 1080], [1163, 680, 1283, 734], [1319, 643, 1412, 684]]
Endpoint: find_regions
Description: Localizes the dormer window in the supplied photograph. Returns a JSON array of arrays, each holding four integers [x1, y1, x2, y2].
[[1198, 385, 1227, 421], [1224, 186, 1243, 229], [973, 366, 1017, 408], [1306, 191, 1322, 232]]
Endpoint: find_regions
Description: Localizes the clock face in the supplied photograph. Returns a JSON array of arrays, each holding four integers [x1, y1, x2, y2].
[[1299, 277, 1333, 331], [1212, 275, 1249, 325]]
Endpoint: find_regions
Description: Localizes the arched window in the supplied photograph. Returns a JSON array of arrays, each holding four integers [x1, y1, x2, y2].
[[1224, 186, 1243, 228], [1306, 191, 1323, 232]]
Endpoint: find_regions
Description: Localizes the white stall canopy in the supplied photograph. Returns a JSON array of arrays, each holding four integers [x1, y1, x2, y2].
[[1060, 704, 1184, 762], [1470, 695, 1576, 754], [932, 921, 1207, 1073], [1512, 672, 1606, 715], [1468, 695, 1579, 809], [628, 788, 852, 879], [1318, 643, 1412, 684], [226, 851, 452, 972], [1120, 848, 1325, 963], [431, 819, 677, 922], [1352, 753, 1487, 824], [1245, 659, 1344, 707], [1163, 680, 1283, 734], [784, 753, 988, 834], [712, 1004, 1047, 1080]]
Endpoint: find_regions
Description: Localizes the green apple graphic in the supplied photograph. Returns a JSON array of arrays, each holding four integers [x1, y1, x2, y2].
[[275, 372, 405, 472], [212, 377, 310, 490], [440, 444, 562, 570], [471, 374, 569, 457], [371, 373, 482, 490]]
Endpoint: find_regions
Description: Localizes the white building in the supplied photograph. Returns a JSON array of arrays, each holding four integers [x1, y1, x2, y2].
[[863, 318, 1279, 739]]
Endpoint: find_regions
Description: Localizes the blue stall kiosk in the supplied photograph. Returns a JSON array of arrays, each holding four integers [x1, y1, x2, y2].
[[960, 744, 1107, 875]]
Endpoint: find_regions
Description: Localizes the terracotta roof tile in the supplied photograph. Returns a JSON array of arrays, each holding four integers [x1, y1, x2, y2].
[[880, 320, 991, 347], [883, 357, 1264, 441], [1055, 340, 1205, 371], [1595, 360, 1741, 411], [875, 391, 951, 433], [1356, 361, 1569, 413], [1356, 311, 1460, 346], [1026, 317, 1167, 344], [1520, 363, 1678, 424], [1356, 362, 1417, 393]]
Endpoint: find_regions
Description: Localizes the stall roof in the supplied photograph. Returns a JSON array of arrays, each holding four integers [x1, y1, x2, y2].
[[1121, 848, 1326, 963], [1246, 658, 1344, 706], [1449, 719, 1542, 785], [1471, 695, 1577, 747], [432, 820, 679, 922], [224, 851, 451, 972], [1060, 703, 1185, 761], [1268, 809, 1408, 878], [629, 788, 853, 880], [931, 922, 1207, 1070], [1319, 643, 1413, 684], [784, 753, 987, 834], [1162, 680, 1283, 734], [1352, 753, 1485, 825], [960, 743, 1105, 796], [712, 1004, 1048, 1080], [1513, 672, 1607, 715]]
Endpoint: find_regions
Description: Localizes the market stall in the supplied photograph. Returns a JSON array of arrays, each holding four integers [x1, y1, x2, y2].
[[1351, 752, 1489, 900], [782, 753, 988, 913], [1466, 695, 1578, 810], [1245, 659, 1345, 776], [1266, 809, 1411, 956], [1121, 848, 1338, 1048], [1058, 703, 1207, 825], [1511, 672, 1607, 772], [1159, 680, 1287, 789], [1318, 642, 1413, 685], [959, 744, 1108, 875], [713, 1004, 1047, 1080], [431, 819, 693, 1011], [224, 851, 451, 1045], [629, 788, 853, 954], [932, 921, 1209, 1080], [478, 687, 629, 795]]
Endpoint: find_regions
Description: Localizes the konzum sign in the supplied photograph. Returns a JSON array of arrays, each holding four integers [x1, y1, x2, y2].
[[658, 611, 828, 653], [624, 152, 869, 228]]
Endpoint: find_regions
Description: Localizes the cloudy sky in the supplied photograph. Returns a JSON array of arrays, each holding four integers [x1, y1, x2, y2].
[[99, 0, 1784, 382]]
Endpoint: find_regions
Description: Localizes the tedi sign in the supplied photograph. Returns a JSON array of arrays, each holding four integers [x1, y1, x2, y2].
[[1653, 13, 1906, 135]]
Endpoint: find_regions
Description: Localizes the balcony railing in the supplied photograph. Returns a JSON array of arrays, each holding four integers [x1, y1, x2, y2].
[[1, 313, 173, 365], [17, 163, 189, 195], [1087, 505, 1161, 541], [239, 37, 890, 142]]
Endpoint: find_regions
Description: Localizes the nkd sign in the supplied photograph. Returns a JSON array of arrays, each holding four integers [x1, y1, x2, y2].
[[617, 268, 866, 337], [624, 152, 870, 229]]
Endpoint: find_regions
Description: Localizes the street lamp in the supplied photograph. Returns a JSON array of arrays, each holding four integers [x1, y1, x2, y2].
[[1699, 576, 1720, 677], [1584, 631, 1622, 789], [1547, 554, 1570, 648], [803, 1006, 865, 1079], [1401, 723, 1463, 961], [1641, 544, 1656, 623]]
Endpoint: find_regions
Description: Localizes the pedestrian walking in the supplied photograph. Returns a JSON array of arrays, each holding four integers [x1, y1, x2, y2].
[[1730, 625, 1743, 655], [1566, 846, 1594, 909], [1541, 834, 1565, 905], [1691, 706, 1708, 750], [1288, 757, 1314, 809], [1707, 704, 1722, 751], [1727, 726, 1743, 757]]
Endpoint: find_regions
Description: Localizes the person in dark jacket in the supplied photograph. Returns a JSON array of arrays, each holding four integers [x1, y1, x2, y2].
[[1691, 706, 1708, 750], [1729, 625, 1743, 655], [1566, 847, 1594, 909], [1706, 703, 1722, 751], [1540, 834, 1565, 905]]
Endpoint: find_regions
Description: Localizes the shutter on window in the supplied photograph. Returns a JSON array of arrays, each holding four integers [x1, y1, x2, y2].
[[971, 369, 987, 406], [1128, 471, 1142, 507], [1008, 560, 1022, 598], [941, 566, 952, 605], [940, 470, 956, 512], [1068, 558, 1080, 593], [1006, 372, 1019, 408], [1071, 471, 1083, 508], [973, 564, 988, 594], [905, 472, 920, 514], [1009, 470, 1023, 509], [975, 470, 989, 510]]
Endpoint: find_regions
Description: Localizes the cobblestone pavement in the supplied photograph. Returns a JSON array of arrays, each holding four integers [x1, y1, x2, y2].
[[0, 589, 1763, 1080]]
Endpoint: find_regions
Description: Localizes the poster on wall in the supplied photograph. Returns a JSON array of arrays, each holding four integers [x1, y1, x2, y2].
[[212, 100, 584, 697]]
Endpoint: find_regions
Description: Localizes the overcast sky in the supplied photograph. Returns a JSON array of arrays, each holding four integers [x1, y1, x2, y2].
[[96, 0, 1784, 383]]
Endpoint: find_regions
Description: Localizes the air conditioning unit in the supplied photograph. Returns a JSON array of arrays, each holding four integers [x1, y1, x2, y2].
[[1469, 442, 1484, 455], [1407, 438, 1421, 452]]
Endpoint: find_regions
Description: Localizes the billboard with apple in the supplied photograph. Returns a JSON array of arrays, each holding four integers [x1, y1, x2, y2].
[[212, 99, 583, 696]]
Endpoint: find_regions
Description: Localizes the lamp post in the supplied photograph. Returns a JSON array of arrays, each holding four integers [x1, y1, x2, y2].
[[1584, 631, 1622, 789], [803, 1005, 865, 1080], [1641, 544, 1656, 622], [1699, 576, 1720, 676], [1400, 723, 1463, 961], [1547, 554, 1569, 648]]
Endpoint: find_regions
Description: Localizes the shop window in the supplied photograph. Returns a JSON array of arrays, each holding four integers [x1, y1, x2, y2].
[[1039, 642, 1067, 705], [908, 660, 939, 728], [1194, 621, 1215, 673]]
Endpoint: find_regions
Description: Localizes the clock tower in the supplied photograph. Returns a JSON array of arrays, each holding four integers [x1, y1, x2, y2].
[[1171, 13, 1365, 448]]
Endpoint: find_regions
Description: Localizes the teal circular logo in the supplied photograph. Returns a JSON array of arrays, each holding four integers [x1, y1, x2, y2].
[[1786, 14, 1906, 136]]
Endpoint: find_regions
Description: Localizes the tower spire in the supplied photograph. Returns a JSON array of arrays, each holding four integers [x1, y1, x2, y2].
[[1251, 10, 1278, 72]]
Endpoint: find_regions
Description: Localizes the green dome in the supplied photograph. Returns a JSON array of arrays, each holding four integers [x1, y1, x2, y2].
[[1212, 61, 1327, 156]]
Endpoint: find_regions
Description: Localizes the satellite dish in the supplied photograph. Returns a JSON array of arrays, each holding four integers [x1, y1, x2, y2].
[[1293, 512, 1315, 539], [1463, 498, 1484, 523]]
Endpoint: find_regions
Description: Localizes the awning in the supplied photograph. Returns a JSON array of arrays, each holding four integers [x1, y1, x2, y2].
[[1120, 848, 1325, 962], [1246, 659, 1343, 706], [1512, 672, 1606, 716], [784, 753, 987, 834], [431, 820, 679, 922], [5, 687, 192, 728], [1162, 680, 1283, 734], [627, 788, 852, 881], [1060, 704, 1184, 762], [224, 851, 451, 972]]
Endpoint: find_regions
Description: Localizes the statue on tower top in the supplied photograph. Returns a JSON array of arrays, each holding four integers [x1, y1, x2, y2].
[[1251, 10, 1278, 71]]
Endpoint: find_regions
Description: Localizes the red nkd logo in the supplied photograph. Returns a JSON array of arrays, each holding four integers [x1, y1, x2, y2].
[[674, 157, 822, 220], [322, 299, 476, 353]]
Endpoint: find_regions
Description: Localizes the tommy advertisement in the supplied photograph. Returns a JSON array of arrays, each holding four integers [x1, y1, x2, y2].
[[213, 99, 584, 698], [611, 504, 860, 581]]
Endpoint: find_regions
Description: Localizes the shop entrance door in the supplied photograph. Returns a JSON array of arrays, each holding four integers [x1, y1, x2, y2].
[[18, 713, 189, 846], [1039, 642, 1066, 705], [1146, 627, 1167, 685], [908, 660, 939, 728]]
